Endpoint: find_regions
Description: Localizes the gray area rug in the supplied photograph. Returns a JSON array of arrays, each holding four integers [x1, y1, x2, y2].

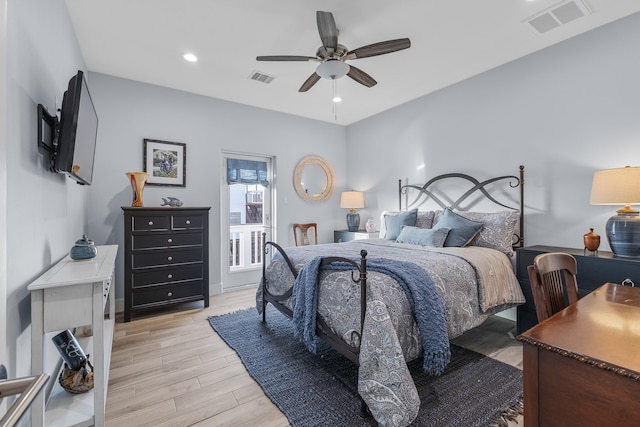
[[208, 306, 522, 427]]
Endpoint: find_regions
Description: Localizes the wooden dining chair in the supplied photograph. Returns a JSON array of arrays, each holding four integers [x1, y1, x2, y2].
[[527, 252, 580, 322], [293, 223, 318, 246]]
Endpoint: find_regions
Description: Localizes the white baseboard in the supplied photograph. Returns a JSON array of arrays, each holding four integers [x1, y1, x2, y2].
[[495, 307, 516, 321], [210, 282, 223, 296]]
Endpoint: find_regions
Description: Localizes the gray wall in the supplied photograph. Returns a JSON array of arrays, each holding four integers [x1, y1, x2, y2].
[[347, 12, 640, 252], [86, 73, 347, 303], [5, 0, 89, 379]]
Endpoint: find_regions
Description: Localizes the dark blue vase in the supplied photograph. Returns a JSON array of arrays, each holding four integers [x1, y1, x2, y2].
[[70, 235, 98, 260]]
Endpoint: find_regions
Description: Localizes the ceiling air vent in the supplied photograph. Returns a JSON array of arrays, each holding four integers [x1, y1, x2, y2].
[[249, 71, 276, 84], [523, 0, 593, 34]]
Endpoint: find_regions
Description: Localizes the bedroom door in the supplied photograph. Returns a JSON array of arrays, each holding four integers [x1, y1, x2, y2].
[[221, 153, 274, 292]]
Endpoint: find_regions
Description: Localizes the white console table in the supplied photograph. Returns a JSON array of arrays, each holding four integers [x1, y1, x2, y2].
[[28, 245, 117, 427]]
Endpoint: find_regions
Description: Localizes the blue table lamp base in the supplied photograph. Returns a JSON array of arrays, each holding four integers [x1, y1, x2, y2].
[[606, 212, 640, 258], [346, 211, 360, 232]]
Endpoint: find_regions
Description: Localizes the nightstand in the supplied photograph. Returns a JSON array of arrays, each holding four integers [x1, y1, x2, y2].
[[516, 245, 640, 334], [334, 230, 379, 243]]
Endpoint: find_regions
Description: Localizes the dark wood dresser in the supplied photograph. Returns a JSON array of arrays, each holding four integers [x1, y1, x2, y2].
[[122, 206, 211, 322], [516, 245, 640, 334]]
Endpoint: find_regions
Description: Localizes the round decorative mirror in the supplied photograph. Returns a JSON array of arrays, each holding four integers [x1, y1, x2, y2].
[[294, 156, 335, 202]]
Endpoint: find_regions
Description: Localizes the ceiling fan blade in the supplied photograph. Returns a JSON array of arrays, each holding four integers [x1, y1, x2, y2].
[[347, 65, 377, 88], [316, 11, 338, 52], [299, 73, 321, 92], [345, 38, 411, 60], [256, 55, 317, 62]]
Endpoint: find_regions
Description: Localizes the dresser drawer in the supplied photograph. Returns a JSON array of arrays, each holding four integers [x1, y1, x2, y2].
[[132, 248, 203, 269], [172, 215, 203, 230], [133, 215, 171, 231], [131, 265, 203, 288], [132, 281, 204, 307], [132, 232, 203, 250]]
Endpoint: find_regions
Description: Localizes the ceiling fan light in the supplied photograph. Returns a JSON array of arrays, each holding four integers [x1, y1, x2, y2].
[[316, 60, 350, 79]]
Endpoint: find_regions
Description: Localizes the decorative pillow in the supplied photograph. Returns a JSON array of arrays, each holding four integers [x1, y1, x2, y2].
[[433, 210, 444, 224], [432, 208, 483, 247], [381, 208, 418, 240], [396, 226, 451, 248], [454, 210, 520, 256], [416, 211, 436, 229], [379, 210, 435, 238]]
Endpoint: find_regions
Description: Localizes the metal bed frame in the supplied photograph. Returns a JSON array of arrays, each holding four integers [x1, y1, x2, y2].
[[259, 165, 525, 418]]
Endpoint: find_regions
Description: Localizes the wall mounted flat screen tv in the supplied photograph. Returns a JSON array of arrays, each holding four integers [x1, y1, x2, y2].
[[54, 70, 99, 185]]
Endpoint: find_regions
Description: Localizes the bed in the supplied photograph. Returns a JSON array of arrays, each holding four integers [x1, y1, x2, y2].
[[256, 166, 526, 426]]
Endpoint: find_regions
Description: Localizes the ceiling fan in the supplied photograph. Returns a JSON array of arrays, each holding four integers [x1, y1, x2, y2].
[[256, 11, 411, 92]]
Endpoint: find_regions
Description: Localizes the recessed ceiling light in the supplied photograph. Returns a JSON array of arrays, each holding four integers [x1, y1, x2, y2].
[[183, 53, 198, 63]]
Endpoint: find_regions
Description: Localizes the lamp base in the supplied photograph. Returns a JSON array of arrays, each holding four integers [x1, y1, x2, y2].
[[346, 212, 360, 232], [606, 212, 640, 258]]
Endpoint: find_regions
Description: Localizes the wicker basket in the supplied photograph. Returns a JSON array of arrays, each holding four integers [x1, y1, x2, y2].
[[58, 357, 94, 394]]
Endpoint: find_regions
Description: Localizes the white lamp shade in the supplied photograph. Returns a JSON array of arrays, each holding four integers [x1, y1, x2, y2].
[[590, 166, 640, 206], [340, 191, 364, 209]]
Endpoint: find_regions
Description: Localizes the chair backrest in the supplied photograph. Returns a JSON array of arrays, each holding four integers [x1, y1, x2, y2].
[[527, 252, 579, 322], [293, 223, 318, 246]]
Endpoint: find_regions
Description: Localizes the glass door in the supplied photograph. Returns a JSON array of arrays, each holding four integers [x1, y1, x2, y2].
[[221, 153, 273, 291]]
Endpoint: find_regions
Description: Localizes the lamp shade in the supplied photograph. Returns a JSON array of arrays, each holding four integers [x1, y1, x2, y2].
[[340, 191, 365, 209], [590, 166, 640, 209]]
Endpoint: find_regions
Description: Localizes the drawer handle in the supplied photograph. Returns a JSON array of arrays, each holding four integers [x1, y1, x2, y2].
[[622, 278, 635, 287], [167, 238, 173, 243], [167, 256, 173, 261], [167, 292, 173, 297], [167, 274, 173, 279], [148, 221, 154, 226], [186, 220, 191, 225]]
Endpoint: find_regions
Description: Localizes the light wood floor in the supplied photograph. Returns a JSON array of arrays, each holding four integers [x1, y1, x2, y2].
[[106, 288, 524, 426]]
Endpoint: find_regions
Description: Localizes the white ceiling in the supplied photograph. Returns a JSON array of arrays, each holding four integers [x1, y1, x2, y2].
[[64, 0, 640, 126]]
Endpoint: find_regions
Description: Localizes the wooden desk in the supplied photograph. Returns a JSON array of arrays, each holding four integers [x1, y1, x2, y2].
[[518, 283, 640, 427]]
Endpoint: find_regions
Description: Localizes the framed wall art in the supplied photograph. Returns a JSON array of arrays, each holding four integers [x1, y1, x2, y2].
[[143, 138, 186, 187]]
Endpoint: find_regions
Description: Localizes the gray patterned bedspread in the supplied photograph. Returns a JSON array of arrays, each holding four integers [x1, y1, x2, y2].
[[256, 239, 525, 427]]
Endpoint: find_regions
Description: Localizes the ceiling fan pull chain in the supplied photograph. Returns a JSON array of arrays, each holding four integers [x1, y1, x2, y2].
[[333, 79, 340, 120]]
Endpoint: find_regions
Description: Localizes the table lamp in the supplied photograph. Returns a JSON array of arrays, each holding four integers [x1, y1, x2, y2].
[[340, 191, 364, 232], [590, 166, 640, 257]]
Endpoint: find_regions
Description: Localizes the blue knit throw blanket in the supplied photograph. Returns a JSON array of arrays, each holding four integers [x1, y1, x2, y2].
[[292, 256, 451, 375]]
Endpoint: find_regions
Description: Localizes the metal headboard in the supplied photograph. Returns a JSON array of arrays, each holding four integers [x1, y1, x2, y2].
[[399, 165, 525, 248]]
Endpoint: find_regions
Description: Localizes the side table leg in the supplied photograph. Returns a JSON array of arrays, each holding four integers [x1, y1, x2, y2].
[[93, 281, 105, 427], [30, 291, 45, 427]]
